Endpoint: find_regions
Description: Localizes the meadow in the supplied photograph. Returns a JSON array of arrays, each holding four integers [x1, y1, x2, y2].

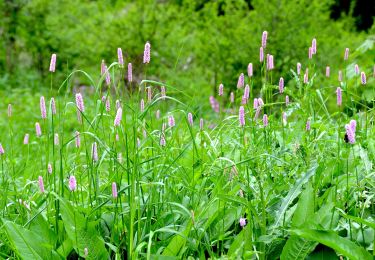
[[0, 32, 374, 259]]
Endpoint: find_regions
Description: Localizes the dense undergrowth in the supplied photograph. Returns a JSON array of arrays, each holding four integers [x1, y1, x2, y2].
[[0, 32, 374, 259]]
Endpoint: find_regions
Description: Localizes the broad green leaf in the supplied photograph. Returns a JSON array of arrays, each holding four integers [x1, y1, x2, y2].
[[292, 182, 314, 227], [291, 228, 372, 260], [162, 221, 192, 256], [280, 235, 317, 260]]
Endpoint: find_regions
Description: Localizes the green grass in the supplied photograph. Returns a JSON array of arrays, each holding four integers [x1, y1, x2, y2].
[[0, 37, 374, 260]]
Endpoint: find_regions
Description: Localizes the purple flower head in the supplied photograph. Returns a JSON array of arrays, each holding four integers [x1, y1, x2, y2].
[[244, 84, 250, 100], [51, 98, 56, 115], [101, 60, 106, 75], [54, 133, 59, 145], [92, 142, 98, 162], [247, 63, 253, 77], [218, 83, 224, 96], [0, 143, 4, 155], [40, 96, 47, 119], [69, 176, 77, 191], [48, 163, 53, 174], [105, 65, 111, 85], [336, 87, 342, 106], [168, 115, 175, 127], [279, 77, 284, 93], [49, 54, 56, 72], [297, 63, 301, 75], [267, 55, 274, 70], [260, 47, 264, 62], [75, 93, 85, 112], [253, 98, 259, 109], [112, 182, 118, 199], [114, 107, 123, 127], [263, 114, 268, 127], [338, 70, 342, 82], [7, 104, 12, 118], [350, 119, 357, 133], [75, 131, 80, 148], [140, 99, 145, 112], [239, 217, 247, 228], [160, 133, 166, 147], [344, 48, 349, 60], [143, 42, 151, 64], [127, 63, 133, 82], [230, 92, 235, 103], [147, 87, 152, 102], [38, 176, 45, 193], [161, 86, 166, 99], [237, 73, 244, 88], [285, 95, 290, 106], [311, 38, 317, 54], [345, 124, 355, 144], [326, 66, 330, 77], [35, 122, 42, 137], [241, 96, 247, 105], [117, 48, 124, 66], [261, 31, 268, 48], [23, 134, 29, 145], [306, 119, 311, 131], [105, 97, 110, 112], [188, 113, 193, 126], [200, 118, 204, 130], [254, 107, 261, 120], [308, 47, 313, 59], [304, 69, 309, 84], [354, 64, 359, 75], [209, 96, 220, 113], [239, 106, 245, 126], [361, 72, 366, 85], [257, 98, 264, 107]]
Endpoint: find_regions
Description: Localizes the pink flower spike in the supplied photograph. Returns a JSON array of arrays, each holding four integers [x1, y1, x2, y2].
[[344, 48, 349, 60], [267, 55, 274, 70], [237, 73, 244, 88], [112, 182, 118, 199], [69, 176, 77, 191], [161, 86, 166, 99], [38, 176, 45, 193], [105, 65, 111, 85], [200, 118, 204, 130], [147, 87, 152, 102], [168, 115, 175, 128], [308, 47, 312, 59], [297, 63, 301, 75], [311, 38, 317, 54], [101, 60, 106, 75], [350, 119, 356, 133], [239, 106, 245, 126], [304, 69, 309, 84], [23, 134, 29, 145], [218, 83, 224, 96], [230, 92, 235, 103], [254, 107, 261, 121], [361, 72, 366, 85], [354, 64, 359, 75], [7, 104, 12, 118], [127, 63, 133, 82], [253, 98, 258, 109], [239, 217, 247, 228], [247, 63, 253, 77], [143, 42, 151, 64], [306, 119, 311, 131], [285, 95, 290, 106], [51, 98, 56, 115], [259, 47, 264, 62], [48, 163, 53, 174], [49, 54, 56, 72], [279, 77, 284, 93], [140, 99, 145, 112], [92, 142, 98, 162], [0, 143, 4, 155], [257, 98, 264, 107], [345, 124, 355, 144], [188, 113, 193, 126], [75, 131, 81, 148], [35, 122, 42, 137], [105, 97, 110, 112], [160, 133, 166, 147], [326, 66, 330, 77], [336, 87, 342, 106], [263, 114, 268, 127], [114, 108, 123, 127], [54, 133, 59, 145], [117, 48, 124, 66], [338, 70, 342, 82], [244, 84, 250, 100], [261, 31, 268, 48], [75, 93, 85, 112], [40, 96, 47, 119]]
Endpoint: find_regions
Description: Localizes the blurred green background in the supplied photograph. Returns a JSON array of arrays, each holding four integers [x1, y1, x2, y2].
[[0, 0, 374, 99]]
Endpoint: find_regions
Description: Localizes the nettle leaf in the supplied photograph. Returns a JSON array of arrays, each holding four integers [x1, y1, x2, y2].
[[2, 219, 61, 260], [59, 199, 109, 259]]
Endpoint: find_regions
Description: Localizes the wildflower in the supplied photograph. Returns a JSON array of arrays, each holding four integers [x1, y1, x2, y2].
[[218, 83, 224, 96], [114, 108, 122, 127], [101, 60, 106, 75], [239, 106, 245, 126], [263, 114, 268, 127], [7, 104, 12, 118], [75, 93, 85, 112], [257, 98, 264, 107], [261, 31, 268, 48], [200, 118, 204, 130], [253, 98, 258, 109], [38, 176, 45, 193], [345, 123, 355, 144], [361, 72, 366, 85], [160, 133, 166, 147], [48, 163, 52, 174], [230, 92, 234, 103], [54, 133, 59, 145], [259, 47, 264, 62], [247, 63, 253, 77], [49, 54, 56, 72], [105, 65, 111, 85], [338, 70, 342, 82], [128, 63, 133, 82], [92, 142, 98, 162], [311, 38, 317, 54], [40, 96, 47, 119], [237, 73, 244, 88], [112, 182, 118, 199], [239, 217, 247, 228], [0, 143, 4, 155], [23, 134, 29, 145], [279, 77, 284, 93], [354, 64, 359, 75], [188, 113, 193, 126], [116, 100, 121, 110], [143, 41, 151, 64], [326, 66, 330, 77], [308, 47, 312, 59], [285, 95, 290, 106], [117, 48, 124, 66], [168, 115, 175, 127], [267, 55, 274, 70], [344, 48, 349, 60], [161, 86, 166, 99], [75, 131, 80, 148], [297, 62, 301, 75], [254, 107, 261, 120], [147, 87, 152, 102], [115, 134, 119, 141], [241, 96, 247, 105], [35, 123, 42, 137], [244, 84, 250, 100], [350, 119, 356, 133], [69, 176, 77, 191], [306, 119, 311, 131], [304, 69, 309, 84], [336, 87, 342, 106], [51, 98, 56, 115], [140, 99, 145, 113]]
